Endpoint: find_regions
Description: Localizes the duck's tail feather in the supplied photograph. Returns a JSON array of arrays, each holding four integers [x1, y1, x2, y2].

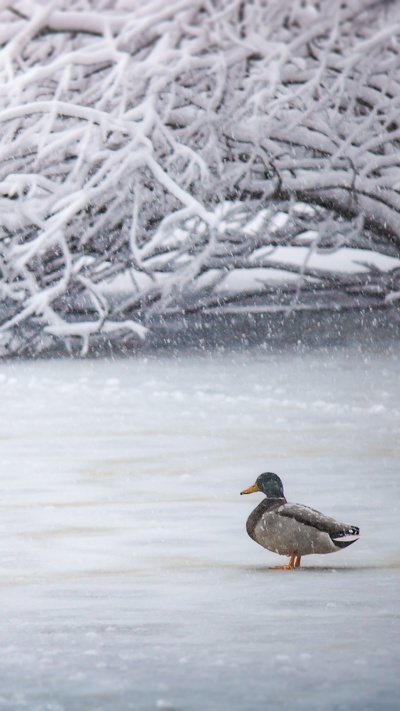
[[330, 526, 360, 549]]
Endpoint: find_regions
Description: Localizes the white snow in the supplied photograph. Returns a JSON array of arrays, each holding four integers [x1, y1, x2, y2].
[[0, 348, 399, 710], [292, 202, 317, 217], [99, 240, 400, 304], [292, 229, 319, 244], [215, 267, 303, 294], [269, 211, 290, 232], [252, 246, 400, 273], [242, 208, 270, 235]]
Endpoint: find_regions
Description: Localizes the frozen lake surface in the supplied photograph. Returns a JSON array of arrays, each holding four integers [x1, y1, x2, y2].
[[0, 345, 399, 710]]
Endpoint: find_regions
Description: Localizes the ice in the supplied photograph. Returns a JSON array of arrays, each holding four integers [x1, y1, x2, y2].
[[0, 347, 399, 710]]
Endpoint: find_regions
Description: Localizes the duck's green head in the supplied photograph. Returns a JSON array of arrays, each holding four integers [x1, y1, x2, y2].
[[241, 472, 285, 499]]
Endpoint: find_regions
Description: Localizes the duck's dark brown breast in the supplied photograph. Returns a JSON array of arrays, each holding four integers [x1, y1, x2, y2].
[[246, 497, 287, 541]]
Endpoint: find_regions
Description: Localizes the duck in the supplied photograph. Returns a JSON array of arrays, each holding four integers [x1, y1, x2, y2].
[[240, 472, 360, 569]]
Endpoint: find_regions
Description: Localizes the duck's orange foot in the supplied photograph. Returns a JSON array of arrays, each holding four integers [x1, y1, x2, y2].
[[270, 553, 301, 570]]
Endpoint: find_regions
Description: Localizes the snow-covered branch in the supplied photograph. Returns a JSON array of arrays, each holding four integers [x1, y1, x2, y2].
[[1, 0, 400, 355]]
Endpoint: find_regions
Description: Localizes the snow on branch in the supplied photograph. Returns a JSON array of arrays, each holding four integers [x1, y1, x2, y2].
[[0, 0, 400, 355]]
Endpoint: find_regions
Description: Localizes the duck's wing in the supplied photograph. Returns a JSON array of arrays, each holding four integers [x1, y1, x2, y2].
[[277, 503, 360, 538]]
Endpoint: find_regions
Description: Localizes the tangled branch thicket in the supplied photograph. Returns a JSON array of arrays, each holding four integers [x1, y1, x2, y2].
[[1, 0, 400, 355]]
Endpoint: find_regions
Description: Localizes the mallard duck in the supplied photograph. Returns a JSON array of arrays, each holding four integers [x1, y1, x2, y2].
[[241, 472, 360, 569]]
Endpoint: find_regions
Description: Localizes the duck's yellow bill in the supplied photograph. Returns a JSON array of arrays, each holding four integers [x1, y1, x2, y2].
[[240, 482, 260, 495]]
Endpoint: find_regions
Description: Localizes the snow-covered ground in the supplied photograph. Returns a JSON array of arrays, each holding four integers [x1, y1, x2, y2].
[[0, 346, 399, 710]]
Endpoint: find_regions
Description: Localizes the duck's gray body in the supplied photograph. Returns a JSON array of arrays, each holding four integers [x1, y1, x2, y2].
[[246, 496, 360, 557]]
